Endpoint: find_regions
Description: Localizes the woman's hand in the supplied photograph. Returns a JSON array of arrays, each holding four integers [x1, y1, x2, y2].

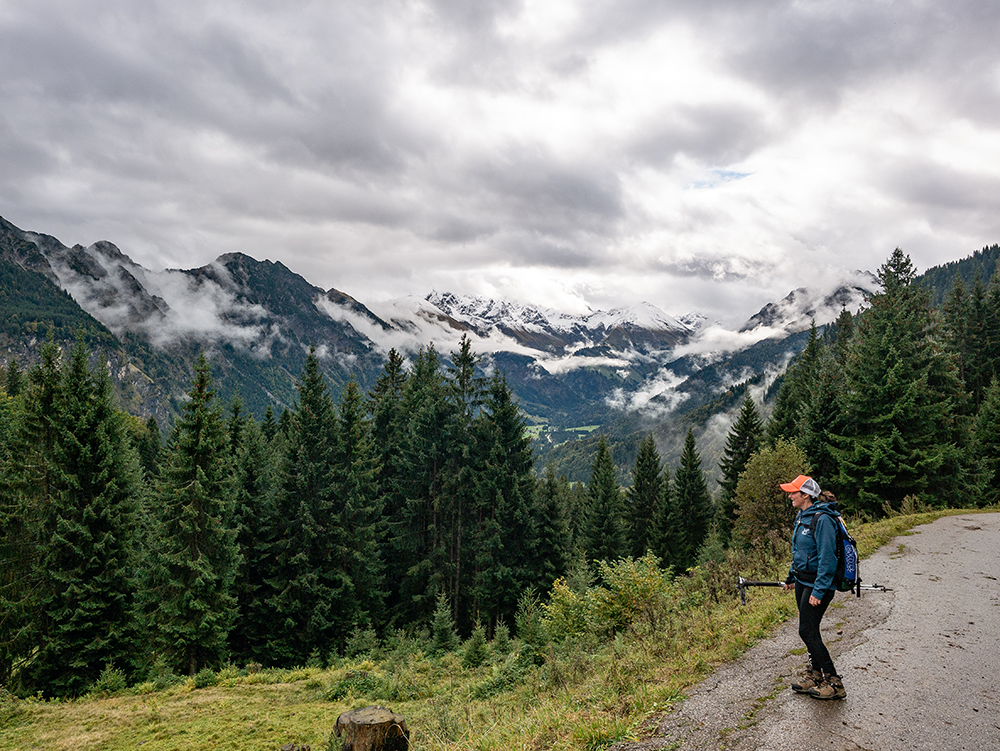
[[809, 595, 821, 606]]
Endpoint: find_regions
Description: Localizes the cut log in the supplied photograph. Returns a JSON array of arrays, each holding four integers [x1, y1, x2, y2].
[[335, 705, 408, 751]]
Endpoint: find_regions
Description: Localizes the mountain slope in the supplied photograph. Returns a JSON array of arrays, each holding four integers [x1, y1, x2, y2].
[[0, 214, 878, 463]]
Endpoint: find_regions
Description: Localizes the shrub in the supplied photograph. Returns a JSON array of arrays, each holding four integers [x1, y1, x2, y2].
[[0, 686, 22, 727], [344, 626, 381, 659], [515, 591, 548, 666], [543, 577, 588, 641], [491, 619, 511, 658], [470, 650, 534, 699], [146, 654, 181, 691], [194, 668, 218, 689], [325, 669, 387, 700], [88, 664, 128, 697], [544, 555, 673, 640], [216, 664, 243, 683], [306, 648, 326, 669], [588, 554, 670, 635], [382, 628, 426, 662], [461, 621, 489, 669], [734, 439, 809, 548]]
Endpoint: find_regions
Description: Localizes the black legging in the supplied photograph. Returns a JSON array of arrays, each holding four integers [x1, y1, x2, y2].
[[795, 581, 837, 675]]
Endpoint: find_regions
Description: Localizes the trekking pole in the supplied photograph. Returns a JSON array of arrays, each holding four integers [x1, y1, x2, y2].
[[737, 576, 893, 604], [856, 583, 892, 593], [736, 576, 784, 605]]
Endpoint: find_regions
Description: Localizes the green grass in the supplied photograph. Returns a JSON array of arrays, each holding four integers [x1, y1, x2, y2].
[[524, 425, 546, 439], [0, 508, 988, 751]]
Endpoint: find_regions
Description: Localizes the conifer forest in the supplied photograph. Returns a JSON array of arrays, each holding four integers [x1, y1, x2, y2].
[[2, 248, 999, 698]]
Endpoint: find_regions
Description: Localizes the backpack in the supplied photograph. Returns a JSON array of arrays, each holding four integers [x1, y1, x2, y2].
[[809, 506, 861, 596]]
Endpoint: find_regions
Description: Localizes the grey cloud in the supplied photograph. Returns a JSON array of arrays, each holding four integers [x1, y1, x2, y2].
[[394, 143, 626, 259], [627, 102, 774, 167], [497, 235, 597, 270], [0, 119, 56, 180], [424, 0, 522, 33], [4, 0, 1000, 321], [467, 147, 624, 232], [568, 1, 1000, 117], [718, 2, 1000, 113], [880, 160, 1000, 214], [1, 1, 416, 173]]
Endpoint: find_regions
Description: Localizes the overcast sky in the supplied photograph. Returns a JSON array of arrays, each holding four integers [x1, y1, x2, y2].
[[3, 0, 1000, 323]]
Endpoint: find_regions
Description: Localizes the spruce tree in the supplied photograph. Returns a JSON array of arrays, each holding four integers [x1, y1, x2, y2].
[[983, 272, 1000, 389], [1, 348, 152, 690], [964, 275, 991, 409], [441, 336, 484, 627], [267, 348, 342, 664], [532, 465, 573, 592], [648, 464, 676, 570], [468, 373, 535, 631], [585, 436, 627, 563], [832, 249, 970, 513], [766, 323, 822, 445], [367, 348, 409, 623], [973, 377, 1000, 507], [330, 378, 385, 642], [4, 358, 23, 398], [0, 341, 61, 687], [796, 346, 844, 485], [941, 275, 971, 388], [669, 429, 713, 572], [145, 354, 239, 676], [136, 415, 162, 480], [261, 405, 278, 441], [430, 592, 460, 655], [228, 416, 280, 665], [4, 341, 141, 696], [395, 346, 454, 627], [717, 395, 764, 544], [226, 395, 247, 455], [830, 307, 854, 364], [626, 434, 664, 558]]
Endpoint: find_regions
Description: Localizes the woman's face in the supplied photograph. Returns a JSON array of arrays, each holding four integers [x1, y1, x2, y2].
[[789, 490, 813, 511]]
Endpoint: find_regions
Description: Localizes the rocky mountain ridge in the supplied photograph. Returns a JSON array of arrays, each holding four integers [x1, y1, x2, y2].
[[0, 214, 873, 444]]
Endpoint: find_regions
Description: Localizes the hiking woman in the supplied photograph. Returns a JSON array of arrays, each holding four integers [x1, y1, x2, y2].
[[781, 475, 847, 700]]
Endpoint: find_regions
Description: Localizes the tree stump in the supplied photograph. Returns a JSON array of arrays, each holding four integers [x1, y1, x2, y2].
[[335, 706, 408, 751]]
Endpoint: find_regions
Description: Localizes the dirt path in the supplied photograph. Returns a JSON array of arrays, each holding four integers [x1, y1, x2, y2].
[[611, 512, 1000, 751]]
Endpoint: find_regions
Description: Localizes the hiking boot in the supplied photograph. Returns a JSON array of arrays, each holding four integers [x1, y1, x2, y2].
[[791, 667, 823, 693], [807, 673, 846, 700]]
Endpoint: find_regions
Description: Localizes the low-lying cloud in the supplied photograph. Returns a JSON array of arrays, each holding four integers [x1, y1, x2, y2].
[[606, 368, 690, 417], [50, 246, 283, 355]]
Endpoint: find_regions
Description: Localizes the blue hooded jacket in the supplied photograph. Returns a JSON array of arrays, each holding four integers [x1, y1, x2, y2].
[[788, 499, 841, 600]]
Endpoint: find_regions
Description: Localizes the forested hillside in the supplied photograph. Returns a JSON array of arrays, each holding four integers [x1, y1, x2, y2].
[[2, 247, 999, 701], [916, 243, 1000, 306]]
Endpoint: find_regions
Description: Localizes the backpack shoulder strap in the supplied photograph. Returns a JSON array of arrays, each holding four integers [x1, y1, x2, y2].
[[809, 507, 837, 533]]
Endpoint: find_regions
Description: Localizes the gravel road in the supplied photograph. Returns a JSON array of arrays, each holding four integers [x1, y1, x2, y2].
[[611, 512, 1000, 751]]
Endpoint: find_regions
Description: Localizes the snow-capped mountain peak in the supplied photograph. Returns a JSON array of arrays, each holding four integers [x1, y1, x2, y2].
[[425, 292, 694, 354], [739, 274, 876, 335]]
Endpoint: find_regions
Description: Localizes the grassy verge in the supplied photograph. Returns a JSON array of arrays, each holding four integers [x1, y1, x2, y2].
[[0, 508, 989, 751]]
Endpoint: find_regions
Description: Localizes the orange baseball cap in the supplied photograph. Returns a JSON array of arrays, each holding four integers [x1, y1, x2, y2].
[[780, 475, 821, 497]]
